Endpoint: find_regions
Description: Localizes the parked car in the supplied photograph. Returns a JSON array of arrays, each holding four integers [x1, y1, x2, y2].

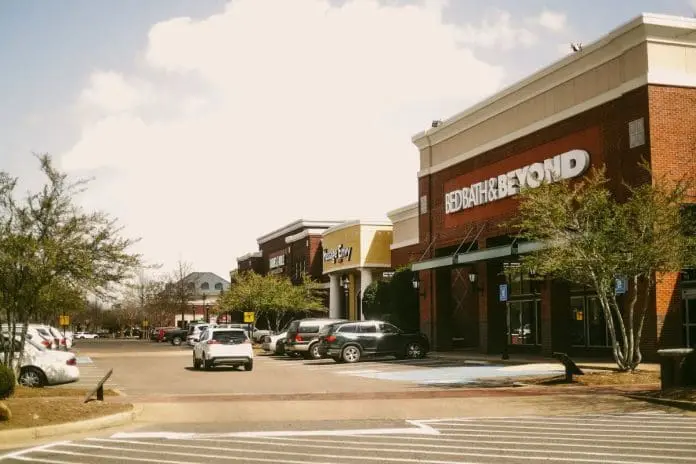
[[74, 331, 99, 339], [1, 324, 56, 349], [192, 328, 253, 371], [187, 323, 216, 346], [285, 318, 348, 360], [262, 332, 287, 354], [1, 334, 80, 387], [162, 328, 188, 346], [317, 320, 429, 363]]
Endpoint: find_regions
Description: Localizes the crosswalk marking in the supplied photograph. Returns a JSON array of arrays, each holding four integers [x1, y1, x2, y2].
[[5, 413, 695, 464]]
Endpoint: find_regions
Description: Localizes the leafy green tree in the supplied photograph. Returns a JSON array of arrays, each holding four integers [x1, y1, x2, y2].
[[362, 280, 390, 320], [513, 163, 696, 371], [0, 154, 141, 371], [219, 271, 325, 331]]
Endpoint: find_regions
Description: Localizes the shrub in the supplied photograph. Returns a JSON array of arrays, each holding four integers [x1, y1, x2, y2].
[[0, 364, 16, 400]]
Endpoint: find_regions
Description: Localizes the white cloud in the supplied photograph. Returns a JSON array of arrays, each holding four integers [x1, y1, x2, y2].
[[78, 71, 145, 113], [535, 10, 567, 32], [456, 9, 538, 50], [60, 0, 509, 277]]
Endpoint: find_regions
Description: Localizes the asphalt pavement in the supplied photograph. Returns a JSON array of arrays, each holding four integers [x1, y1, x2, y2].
[[3, 411, 695, 463]]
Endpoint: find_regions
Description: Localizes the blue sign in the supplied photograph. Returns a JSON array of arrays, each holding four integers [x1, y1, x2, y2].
[[499, 284, 508, 302], [615, 277, 627, 295]]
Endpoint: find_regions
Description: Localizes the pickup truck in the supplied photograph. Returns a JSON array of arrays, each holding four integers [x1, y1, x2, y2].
[[162, 328, 188, 346]]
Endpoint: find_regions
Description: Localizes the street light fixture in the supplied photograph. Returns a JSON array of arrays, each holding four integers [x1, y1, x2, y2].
[[411, 272, 426, 297]]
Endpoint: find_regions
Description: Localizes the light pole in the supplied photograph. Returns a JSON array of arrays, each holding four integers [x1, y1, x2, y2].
[[341, 275, 349, 319]]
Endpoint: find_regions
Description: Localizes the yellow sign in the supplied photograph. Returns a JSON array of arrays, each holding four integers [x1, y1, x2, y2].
[[576, 311, 584, 321], [243, 312, 255, 323], [59, 315, 70, 326], [142, 320, 149, 328]]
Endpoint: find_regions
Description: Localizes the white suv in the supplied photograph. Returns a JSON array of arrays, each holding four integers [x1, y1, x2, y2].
[[192, 328, 253, 371]]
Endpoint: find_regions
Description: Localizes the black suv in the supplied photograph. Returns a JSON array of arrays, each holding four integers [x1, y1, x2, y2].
[[317, 320, 429, 363]]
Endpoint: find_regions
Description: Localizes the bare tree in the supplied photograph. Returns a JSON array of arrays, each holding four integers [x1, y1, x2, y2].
[[168, 260, 195, 327]]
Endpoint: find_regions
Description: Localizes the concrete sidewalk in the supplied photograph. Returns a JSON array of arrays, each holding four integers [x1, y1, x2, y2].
[[428, 350, 660, 372]]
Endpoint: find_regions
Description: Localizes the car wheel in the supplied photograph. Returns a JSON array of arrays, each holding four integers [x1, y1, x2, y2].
[[244, 360, 254, 371], [342, 345, 361, 363], [193, 354, 201, 370], [171, 336, 182, 346], [203, 356, 213, 370], [19, 367, 46, 388], [405, 342, 425, 359], [307, 343, 322, 360]]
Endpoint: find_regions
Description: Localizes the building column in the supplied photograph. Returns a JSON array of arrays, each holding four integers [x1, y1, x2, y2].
[[359, 268, 373, 321], [329, 274, 341, 318]]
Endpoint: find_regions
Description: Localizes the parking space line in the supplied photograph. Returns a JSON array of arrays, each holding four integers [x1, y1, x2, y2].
[[34, 447, 202, 464]]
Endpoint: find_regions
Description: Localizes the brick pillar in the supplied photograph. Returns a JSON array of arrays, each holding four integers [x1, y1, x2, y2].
[[418, 270, 434, 346], [477, 259, 489, 353], [655, 272, 682, 352]]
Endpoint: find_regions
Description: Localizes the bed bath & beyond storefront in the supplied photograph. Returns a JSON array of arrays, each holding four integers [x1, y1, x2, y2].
[[408, 14, 696, 360]]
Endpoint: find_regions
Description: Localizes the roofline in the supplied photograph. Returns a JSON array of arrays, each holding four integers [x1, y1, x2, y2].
[[411, 13, 696, 148], [322, 219, 392, 236], [236, 251, 262, 262], [256, 220, 344, 246], [386, 202, 419, 222]]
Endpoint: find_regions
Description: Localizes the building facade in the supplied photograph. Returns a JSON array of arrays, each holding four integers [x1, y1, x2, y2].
[[408, 14, 696, 359], [173, 272, 231, 326], [236, 252, 264, 274], [322, 220, 394, 320], [387, 202, 422, 269]]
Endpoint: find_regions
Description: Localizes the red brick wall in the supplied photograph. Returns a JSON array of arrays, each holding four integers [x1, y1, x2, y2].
[[391, 243, 424, 268], [422, 86, 651, 249], [308, 235, 327, 283], [237, 257, 264, 274], [648, 85, 696, 349]]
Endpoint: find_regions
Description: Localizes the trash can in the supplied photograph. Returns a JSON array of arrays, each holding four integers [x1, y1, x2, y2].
[[657, 348, 695, 390]]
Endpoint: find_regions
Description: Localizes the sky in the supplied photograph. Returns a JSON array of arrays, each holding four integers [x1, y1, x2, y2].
[[1, 0, 695, 281]]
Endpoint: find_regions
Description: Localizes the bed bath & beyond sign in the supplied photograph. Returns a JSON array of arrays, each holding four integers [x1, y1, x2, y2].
[[444, 149, 590, 214]]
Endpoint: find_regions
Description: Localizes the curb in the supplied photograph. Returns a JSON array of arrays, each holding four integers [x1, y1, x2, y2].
[[0, 404, 142, 447], [624, 394, 696, 411]]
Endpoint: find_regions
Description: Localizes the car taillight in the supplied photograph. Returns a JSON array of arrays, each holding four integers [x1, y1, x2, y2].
[[206, 340, 220, 345], [41, 340, 50, 347], [295, 335, 303, 342], [60, 339, 66, 345], [66, 358, 76, 366], [326, 335, 336, 343]]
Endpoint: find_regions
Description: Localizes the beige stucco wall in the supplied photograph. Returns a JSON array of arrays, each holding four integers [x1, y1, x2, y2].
[[414, 16, 696, 177], [420, 42, 648, 170], [321, 224, 361, 274], [393, 216, 418, 244], [322, 222, 392, 274]]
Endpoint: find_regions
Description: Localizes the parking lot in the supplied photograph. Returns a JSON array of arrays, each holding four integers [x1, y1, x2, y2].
[[67, 338, 523, 397], [5, 412, 696, 463]]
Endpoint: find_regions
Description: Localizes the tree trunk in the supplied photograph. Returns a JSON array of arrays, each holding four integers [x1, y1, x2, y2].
[[624, 275, 640, 371], [632, 276, 653, 369]]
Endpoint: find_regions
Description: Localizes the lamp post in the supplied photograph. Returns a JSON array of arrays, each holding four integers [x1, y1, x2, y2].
[[341, 275, 349, 319]]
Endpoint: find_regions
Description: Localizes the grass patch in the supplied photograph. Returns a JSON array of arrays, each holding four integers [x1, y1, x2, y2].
[[0, 397, 132, 430], [516, 370, 660, 386], [12, 386, 119, 399]]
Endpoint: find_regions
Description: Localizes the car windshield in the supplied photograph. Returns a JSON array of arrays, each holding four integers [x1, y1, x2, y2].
[[212, 330, 247, 344]]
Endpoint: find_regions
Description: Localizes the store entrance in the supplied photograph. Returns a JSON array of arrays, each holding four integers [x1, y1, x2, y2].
[[449, 267, 479, 348], [684, 294, 696, 348]]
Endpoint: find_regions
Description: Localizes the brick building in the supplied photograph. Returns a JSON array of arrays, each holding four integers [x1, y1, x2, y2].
[[407, 14, 696, 359], [236, 252, 264, 274]]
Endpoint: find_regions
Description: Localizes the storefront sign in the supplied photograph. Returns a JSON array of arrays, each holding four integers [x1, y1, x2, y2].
[[269, 254, 285, 269], [323, 244, 352, 263], [445, 150, 590, 214]]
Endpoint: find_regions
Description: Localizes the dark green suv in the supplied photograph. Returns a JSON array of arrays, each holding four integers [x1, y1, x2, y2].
[[317, 320, 429, 363]]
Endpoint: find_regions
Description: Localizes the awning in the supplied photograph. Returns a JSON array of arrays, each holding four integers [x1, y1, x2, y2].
[[411, 240, 546, 272]]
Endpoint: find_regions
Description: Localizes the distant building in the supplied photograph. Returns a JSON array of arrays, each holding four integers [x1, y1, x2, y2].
[[173, 272, 230, 326]]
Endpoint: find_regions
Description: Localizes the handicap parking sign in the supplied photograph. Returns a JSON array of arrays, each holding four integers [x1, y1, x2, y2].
[[499, 284, 508, 302]]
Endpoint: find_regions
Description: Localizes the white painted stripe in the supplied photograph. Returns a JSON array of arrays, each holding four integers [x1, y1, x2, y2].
[[0, 441, 72, 460], [111, 420, 439, 440], [435, 420, 696, 429], [335, 369, 382, 375], [441, 429, 690, 440], [416, 413, 685, 423], [438, 423, 696, 437], [76, 440, 475, 464], [86, 437, 671, 464], [440, 416, 696, 425], [10, 456, 79, 463], [434, 423, 696, 435], [35, 447, 204, 464], [256, 434, 696, 453]]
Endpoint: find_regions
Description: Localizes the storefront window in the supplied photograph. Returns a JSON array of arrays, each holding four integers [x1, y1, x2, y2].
[[684, 297, 696, 348], [570, 296, 611, 348], [569, 297, 586, 346], [507, 300, 540, 345]]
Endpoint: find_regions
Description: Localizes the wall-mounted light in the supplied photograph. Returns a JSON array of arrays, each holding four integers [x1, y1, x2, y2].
[[340, 275, 349, 290], [411, 273, 425, 297], [468, 271, 483, 293]]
